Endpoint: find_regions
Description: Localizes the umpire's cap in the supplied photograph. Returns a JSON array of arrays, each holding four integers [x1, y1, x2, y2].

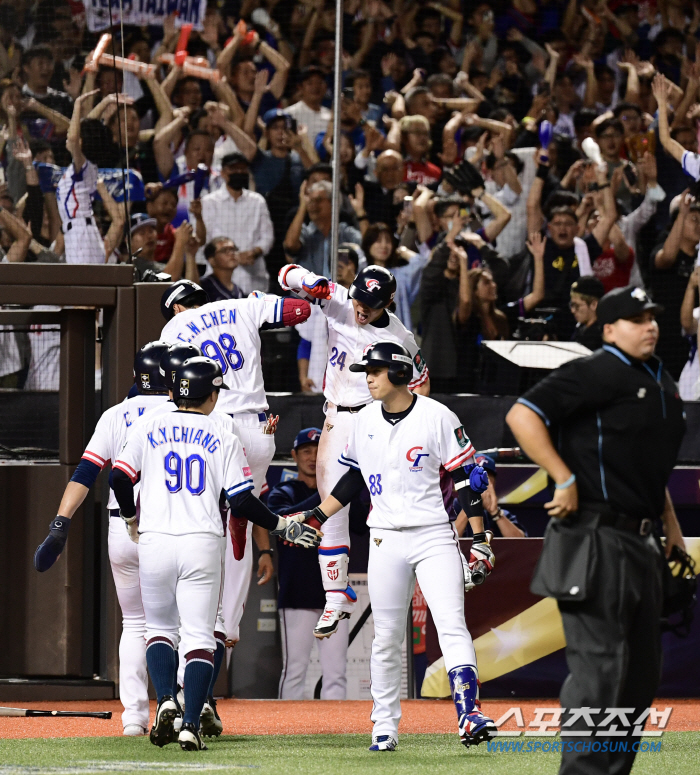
[[596, 286, 663, 326], [349, 341, 413, 385], [348, 266, 396, 310], [134, 341, 170, 394], [159, 343, 203, 390], [174, 356, 229, 400], [161, 280, 209, 321]]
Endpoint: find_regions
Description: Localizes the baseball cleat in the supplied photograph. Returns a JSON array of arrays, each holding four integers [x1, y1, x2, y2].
[[369, 735, 398, 751], [149, 696, 179, 747], [314, 605, 351, 639], [199, 697, 223, 737], [179, 721, 208, 751], [123, 724, 147, 736], [458, 710, 497, 747]]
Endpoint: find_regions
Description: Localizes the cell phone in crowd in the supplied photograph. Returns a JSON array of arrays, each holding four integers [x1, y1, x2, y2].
[[623, 164, 638, 187], [403, 196, 413, 219]]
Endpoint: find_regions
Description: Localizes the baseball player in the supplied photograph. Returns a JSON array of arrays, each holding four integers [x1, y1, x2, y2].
[[33, 341, 171, 736], [291, 341, 496, 751], [278, 264, 430, 638], [112, 356, 322, 751], [57, 90, 112, 264], [158, 280, 311, 646]]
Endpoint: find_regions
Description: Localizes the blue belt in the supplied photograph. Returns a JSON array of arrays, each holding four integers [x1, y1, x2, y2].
[[109, 509, 121, 518]]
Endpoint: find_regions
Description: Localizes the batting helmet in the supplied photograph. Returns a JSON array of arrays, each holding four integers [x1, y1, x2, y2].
[[160, 280, 209, 321], [174, 356, 229, 400], [159, 343, 203, 390], [348, 266, 396, 310], [133, 341, 170, 394], [349, 341, 413, 385]]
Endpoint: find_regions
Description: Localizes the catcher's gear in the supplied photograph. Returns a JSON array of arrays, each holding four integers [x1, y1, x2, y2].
[[34, 517, 71, 572], [174, 356, 230, 400], [160, 280, 209, 321], [349, 265, 396, 309], [469, 531, 494, 580], [442, 159, 485, 196], [270, 517, 323, 548], [134, 341, 170, 394], [463, 463, 489, 494], [159, 343, 203, 390], [661, 545, 697, 638], [349, 340, 413, 385], [121, 512, 139, 544]]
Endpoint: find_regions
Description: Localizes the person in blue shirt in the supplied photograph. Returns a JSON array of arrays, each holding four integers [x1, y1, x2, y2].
[[268, 428, 349, 699]]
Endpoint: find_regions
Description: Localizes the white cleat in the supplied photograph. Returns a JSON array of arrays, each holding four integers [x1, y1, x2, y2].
[[123, 724, 147, 736], [314, 605, 351, 639]]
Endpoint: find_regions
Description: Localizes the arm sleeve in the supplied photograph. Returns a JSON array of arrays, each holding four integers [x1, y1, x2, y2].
[[227, 489, 280, 530], [682, 151, 700, 180], [112, 468, 136, 518], [297, 337, 312, 360], [330, 467, 366, 506], [450, 466, 485, 519], [70, 459, 101, 489], [267, 484, 322, 515]]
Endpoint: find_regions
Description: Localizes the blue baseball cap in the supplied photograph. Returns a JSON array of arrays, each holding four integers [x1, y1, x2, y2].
[[263, 109, 293, 128], [130, 212, 158, 236], [475, 453, 496, 474], [293, 427, 322, 450]]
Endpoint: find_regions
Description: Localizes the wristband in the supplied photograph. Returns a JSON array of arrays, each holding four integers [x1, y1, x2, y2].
[[472, 531, 487, 543], [258, 548, 273, 556], [596, 183, 610, 190], [536, 164, 549, 180], [555, 473, 576, 490], [490, 508, 503, 522]]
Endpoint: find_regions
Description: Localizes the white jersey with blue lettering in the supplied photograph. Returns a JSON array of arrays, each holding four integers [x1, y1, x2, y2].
[[82, 393, 170, 510], [282, 270, 429, 407], [129, 400, 241, 444], [114, 411, 253, 536], [340, 394, 475, 529], [57, 160, 98, 224], [159, 296, 285, 414]]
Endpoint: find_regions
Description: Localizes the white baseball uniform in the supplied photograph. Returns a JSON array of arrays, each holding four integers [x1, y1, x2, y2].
[[81, 392, 170, 730], [56, 160, 105, 264], [160, 296, 282, 641], [340, 394, 477, 740], [114, 411, 252, 665], [279, 266, 429, 613]]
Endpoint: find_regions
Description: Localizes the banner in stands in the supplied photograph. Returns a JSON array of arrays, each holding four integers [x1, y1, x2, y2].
[[86, 0, 206, 32], [421, 537, 700, 699]]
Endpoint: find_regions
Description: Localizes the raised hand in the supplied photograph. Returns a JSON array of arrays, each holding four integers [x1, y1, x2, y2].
[[526, 231, 547, 261]]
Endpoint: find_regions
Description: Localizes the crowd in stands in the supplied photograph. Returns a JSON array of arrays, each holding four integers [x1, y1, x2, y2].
[[3, 0, 700, 396]]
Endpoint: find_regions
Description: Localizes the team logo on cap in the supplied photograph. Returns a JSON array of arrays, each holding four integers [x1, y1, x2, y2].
[[366, 279, 380, 291], [140, 373, 150, 390], [179, 379, 190, 396], [213, 376, 223, 387], [307, 429, 320, 442]]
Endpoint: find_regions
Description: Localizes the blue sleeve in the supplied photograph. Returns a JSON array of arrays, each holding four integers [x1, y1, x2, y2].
[[267, 483, 321, 515], [297, 338, 312, 360], [71, 459, 102, 488]]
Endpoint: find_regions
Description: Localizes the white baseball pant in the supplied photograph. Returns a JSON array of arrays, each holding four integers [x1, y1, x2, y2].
[[63, 220, 105, 264], [108, 517, 149, 730], [315, 404, 358, 610], [368, 523, 476, 740], [221, 414, 275, 643], [278, 608, 349, 699], [139, 532, 221, 658]]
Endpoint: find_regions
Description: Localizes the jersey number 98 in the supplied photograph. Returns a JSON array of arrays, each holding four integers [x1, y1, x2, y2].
[[164, 451, 207, 495], [201, 333, 244, 375]]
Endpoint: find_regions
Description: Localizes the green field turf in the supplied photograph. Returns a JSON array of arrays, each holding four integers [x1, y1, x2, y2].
[[0, 733, 697, 774]]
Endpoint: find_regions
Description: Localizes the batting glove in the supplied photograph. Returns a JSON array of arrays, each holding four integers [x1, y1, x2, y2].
[[302, 274, 331, 300], [120, 512, 139, 544], [271, 517, 323, 548], [469, 532, 495, 575], [464, 463, 489, 494], [34, 517, 71, 572]]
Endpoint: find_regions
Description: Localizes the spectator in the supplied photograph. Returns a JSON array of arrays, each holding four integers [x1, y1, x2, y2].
[[594, 118, 637, 213], [268, 428, 348, 700], [679, 267, 700, 400], [129, 213, 196, 281], [569, 276, 605, 351], [347, 69, 382, 125], [145, 185, 179, 265], [360, 149, 407, 225], [283, 180, 362, 276], [286, 66, 331, 144], [399, 115, 441, 185], [200, 152, 274, 293], [199, 237, 245, 302], [362, 222, 429, 329]]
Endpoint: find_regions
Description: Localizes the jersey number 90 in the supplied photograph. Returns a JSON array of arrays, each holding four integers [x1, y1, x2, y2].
[[201, 333, 244, 375], [164, 451, 207, 495]]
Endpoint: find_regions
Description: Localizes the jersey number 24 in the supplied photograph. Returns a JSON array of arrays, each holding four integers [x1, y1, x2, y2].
[[329, 348, 347, 370]]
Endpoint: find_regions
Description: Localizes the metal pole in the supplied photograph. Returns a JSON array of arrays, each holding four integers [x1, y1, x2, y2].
[[329, 0, 344, 283]]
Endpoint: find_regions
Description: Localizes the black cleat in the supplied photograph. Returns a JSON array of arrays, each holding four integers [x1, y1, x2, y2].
[[179, 721, 208, 751], [149, 696, 179, 747]]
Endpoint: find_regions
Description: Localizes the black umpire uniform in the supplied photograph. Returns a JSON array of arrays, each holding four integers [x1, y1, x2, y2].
[[510, 286, 686, 775]]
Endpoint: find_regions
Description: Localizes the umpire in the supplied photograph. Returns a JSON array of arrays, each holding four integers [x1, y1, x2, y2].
[[506, 286, 686, 775]]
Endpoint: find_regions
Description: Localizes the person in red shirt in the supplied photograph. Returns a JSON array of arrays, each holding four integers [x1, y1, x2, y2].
[[399, 115, 442, 185], [582, 198, 634, 293], [146, 184, 178, 265]]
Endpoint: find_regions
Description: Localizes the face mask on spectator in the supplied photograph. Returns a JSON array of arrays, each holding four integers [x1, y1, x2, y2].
[[228, 173, 249, 190]]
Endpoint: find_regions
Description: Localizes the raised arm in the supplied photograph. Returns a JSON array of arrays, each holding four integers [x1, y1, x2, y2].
[[480, 190, 512, 243], [220, 117, 258, 161], [243, 69, 269, 138], [527, 151, 548, 234], [590, 164, 617, 247], [413, 186, 436, 245], [523, 232, 546, 311], [153, 107, 191, 178], [680, 267, 700, 333], [259, 41, 291, 100], [143, 73, 175, 132], [0, 207, 32, 262], [454, 246, 473, 324], [67, 89, 99, 170], [22, 96, 71, 132], [216, 28, 243, 76], [653, 73, 686, 165], [211, 78, 246, 126], [655, 191, 689, 269], [96, 179, 124, 262]]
